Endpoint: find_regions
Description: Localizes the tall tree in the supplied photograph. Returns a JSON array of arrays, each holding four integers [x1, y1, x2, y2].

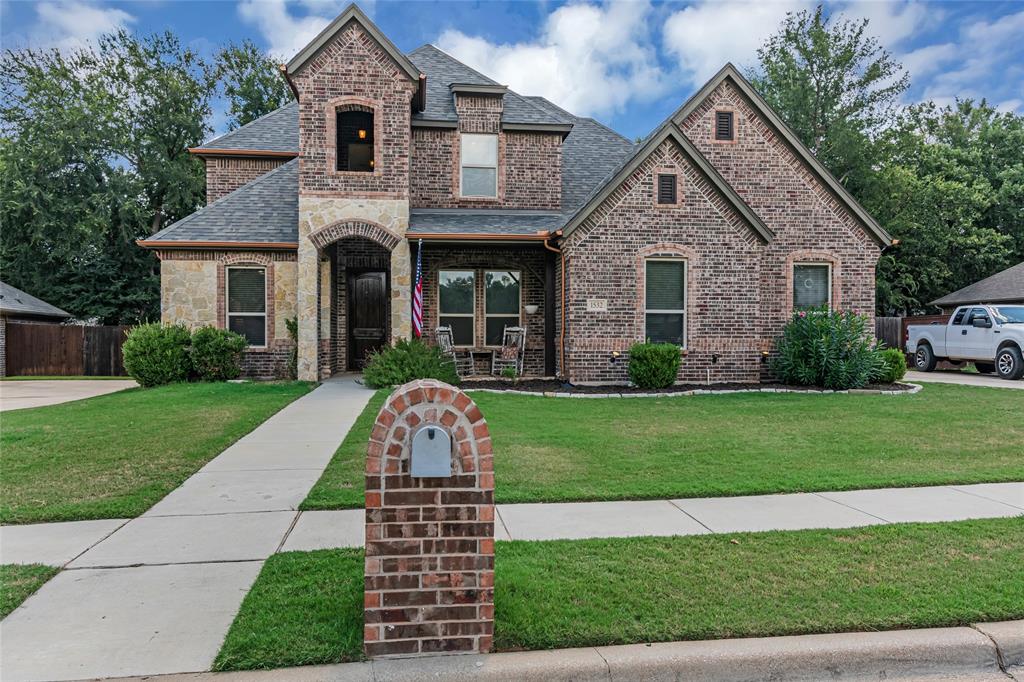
[[749, 5, 908, 190], [216, 40, 294, 130], [1, 31, 214, 323]]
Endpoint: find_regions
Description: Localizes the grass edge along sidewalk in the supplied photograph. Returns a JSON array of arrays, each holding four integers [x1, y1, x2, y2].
[[1, 381, 314, 524], [0, 564, 59, 619], [213, 516, 1024, 671], [301, 383, 1024, 510]]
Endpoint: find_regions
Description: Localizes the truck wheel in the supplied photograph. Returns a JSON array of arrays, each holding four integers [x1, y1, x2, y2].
[[974, 362, 995, 374], [914, 344, 937, 372], [996, 346, 1024, 380]]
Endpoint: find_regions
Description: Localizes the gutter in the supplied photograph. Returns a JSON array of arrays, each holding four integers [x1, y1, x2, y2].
[[543, 231, 567, 380], [280, 64, 300, 101], [137, 240, 299, 250], [188, 148, 298, 158], [405, 232, 552, 242]]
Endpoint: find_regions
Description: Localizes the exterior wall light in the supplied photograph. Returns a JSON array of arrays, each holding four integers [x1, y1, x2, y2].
[[358, 129, 367, 139]]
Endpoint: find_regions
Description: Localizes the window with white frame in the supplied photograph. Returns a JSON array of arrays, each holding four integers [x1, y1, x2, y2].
[[793, 263, 831, 310], [439, 270, 475, 346], [226, 267, 267, 346], [645, 259, 686, 345], [460, 133, 498, 197], [484, 270, 520, 346]]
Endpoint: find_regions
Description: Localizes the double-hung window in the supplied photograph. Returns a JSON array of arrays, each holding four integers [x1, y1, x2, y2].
[[793, 263, 831, 310], [439, 270, 475, 346], [460, 133, 498, 198], [645, 259, 686, 346], [484, 270, 520, 346], [226, 267, 266, 346]]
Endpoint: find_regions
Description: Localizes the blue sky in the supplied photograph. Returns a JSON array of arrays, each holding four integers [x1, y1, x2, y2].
[[2, 0, 1023, 140]]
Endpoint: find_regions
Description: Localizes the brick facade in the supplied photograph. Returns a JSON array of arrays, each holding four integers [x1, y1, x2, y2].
[[364, 379, 495, 657], [203, 156, 289, 203]]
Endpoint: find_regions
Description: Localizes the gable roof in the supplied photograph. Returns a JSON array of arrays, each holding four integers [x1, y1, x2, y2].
[[669, 63, 892, 247], [0, 281, 71, 319], [141, 159, 299, 247], [192, 101, 299, 155], [286, 3, 421, 85], [930, 261, 1024, 307], [562, 120, 773, 243]]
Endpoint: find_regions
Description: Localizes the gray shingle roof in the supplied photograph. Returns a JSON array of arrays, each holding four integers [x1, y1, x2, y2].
[[148, 159, 298, 244], [408, 45, 569, 127], [410, 209, 563, 235], [0, 281, 70, 318], [930, 261, 1024, 307], [195, 102, 299, 153]]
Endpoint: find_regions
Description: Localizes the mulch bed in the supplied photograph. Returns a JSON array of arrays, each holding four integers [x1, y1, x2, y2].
[[463, 379, 916, 394]]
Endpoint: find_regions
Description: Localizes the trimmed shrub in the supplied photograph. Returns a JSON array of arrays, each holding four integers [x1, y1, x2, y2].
[[876, 347, 908, 384], [628, 342, 681, 389], [191, 326, 247, 381], [362, 338, 460, 389], [772, 308, 885, 390], [122, 323, 192, 387]]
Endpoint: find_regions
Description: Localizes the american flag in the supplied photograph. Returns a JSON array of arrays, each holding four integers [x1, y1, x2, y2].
[[412, 239, 424, 337]]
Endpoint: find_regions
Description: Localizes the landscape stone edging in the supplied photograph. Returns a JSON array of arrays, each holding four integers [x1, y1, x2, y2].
[[465, 383, 923, 399]]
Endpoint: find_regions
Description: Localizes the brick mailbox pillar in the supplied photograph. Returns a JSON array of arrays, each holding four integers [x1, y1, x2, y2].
[[364, 379, 495, 658]]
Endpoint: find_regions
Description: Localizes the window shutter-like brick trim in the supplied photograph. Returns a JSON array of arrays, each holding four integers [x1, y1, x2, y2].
[[634, 243, 698, 346], [217, 253, 275, 349], [308, 219, 401, 251], [324, 96, 383, 177]]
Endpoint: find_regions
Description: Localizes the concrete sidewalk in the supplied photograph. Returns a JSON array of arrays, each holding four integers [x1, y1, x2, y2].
[[0, 376, 373, 682], [0, 378, 138, 411], [906, 369, 1024, 389], [104, 621, 1024, 682]]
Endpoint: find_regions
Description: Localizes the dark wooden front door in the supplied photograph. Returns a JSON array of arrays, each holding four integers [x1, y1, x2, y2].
[[349, 271, 387, 369]]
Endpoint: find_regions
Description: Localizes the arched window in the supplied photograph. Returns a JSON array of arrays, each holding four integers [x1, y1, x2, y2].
[[336, 106, 374, 172]]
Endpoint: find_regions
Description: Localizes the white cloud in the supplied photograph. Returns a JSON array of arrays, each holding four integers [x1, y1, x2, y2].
[[23, 1, 134, 51], [237, 0, 377, 61], [899, 42, 957, 80], [837, 1, 936, 49], [662, 1, 806, 85], [436, 0, 669, 118]]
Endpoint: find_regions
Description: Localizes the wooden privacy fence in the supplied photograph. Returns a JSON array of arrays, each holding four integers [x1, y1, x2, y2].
[[5, 323, 129, 376], [875, 317, 902, 350]]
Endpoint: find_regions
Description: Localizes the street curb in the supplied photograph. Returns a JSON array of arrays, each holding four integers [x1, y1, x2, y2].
[[102, 621, 1023, 681]]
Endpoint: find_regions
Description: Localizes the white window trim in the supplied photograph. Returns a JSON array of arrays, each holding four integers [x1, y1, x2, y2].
[[226, 265, 267, 348], [793, 262, 832, 311], [644, 258, 687, 348], [438, 269, 475, 347], [459, 133, 498, 198], [483, 270, 522, 348]]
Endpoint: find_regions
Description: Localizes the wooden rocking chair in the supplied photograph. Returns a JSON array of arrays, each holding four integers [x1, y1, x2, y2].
[[434, 326, 474, 377], [491, 326, 527, 376]]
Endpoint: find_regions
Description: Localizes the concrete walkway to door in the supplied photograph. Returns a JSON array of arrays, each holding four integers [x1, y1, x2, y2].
[[0, 376, 373, 682]]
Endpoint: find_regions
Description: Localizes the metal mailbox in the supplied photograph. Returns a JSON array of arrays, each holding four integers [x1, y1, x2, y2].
[[410, 426, 452, 477]]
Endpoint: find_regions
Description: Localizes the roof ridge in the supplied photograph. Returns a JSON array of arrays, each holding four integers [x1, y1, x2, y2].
[[577, 115, 632, 145], [151, 158, 298, 239], [408, 43, 499, 85], [197, 101, 297, 150]]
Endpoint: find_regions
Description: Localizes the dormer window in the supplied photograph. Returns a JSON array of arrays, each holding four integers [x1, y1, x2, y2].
[[337, 107, 374, 172], [460, 133, 498, 198]]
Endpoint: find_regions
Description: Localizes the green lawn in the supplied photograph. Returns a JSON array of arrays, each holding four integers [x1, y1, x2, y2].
[[302, 383, 1024, 508], [213, 517, 1024, 670], [1, 381, 313, 524], [0, 564, 59, 619]]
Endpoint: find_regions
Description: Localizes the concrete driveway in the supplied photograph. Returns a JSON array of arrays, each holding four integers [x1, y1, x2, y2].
[[0, 379, 138, 411], [906, 370, 1024, 390]]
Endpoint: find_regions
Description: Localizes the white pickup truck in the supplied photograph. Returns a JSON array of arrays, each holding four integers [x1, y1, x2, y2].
[[906, 304, 1024, 380]]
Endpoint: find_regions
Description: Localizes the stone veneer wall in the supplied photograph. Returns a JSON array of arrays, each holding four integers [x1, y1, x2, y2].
[[563, 139, 763, 385], [204, 156, 289, 203], [418, 244, 548, 376], [158, 250, 298, 379]]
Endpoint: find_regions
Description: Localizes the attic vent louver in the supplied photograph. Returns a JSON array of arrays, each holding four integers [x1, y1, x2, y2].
[[657, 174, 677, 205], [715, 111, 734, 141]]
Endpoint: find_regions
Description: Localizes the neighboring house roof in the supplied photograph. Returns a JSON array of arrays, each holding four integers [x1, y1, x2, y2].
[[930, 261, 1024, 308], [142, 159, 299, 247], [409, 209, 563, 237], [0, 281, 71, 319], [668, 64, 892, 247], [192, 102, 299, 155]]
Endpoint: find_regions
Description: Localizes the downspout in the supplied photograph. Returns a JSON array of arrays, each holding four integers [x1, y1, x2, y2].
[[543, 232, 568, 381]]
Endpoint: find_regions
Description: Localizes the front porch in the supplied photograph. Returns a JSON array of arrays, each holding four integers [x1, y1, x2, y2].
[[307, 236, 558, 379]]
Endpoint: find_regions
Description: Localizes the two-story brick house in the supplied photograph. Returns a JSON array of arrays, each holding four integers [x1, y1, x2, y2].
[[140, 4, 892, 383]]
